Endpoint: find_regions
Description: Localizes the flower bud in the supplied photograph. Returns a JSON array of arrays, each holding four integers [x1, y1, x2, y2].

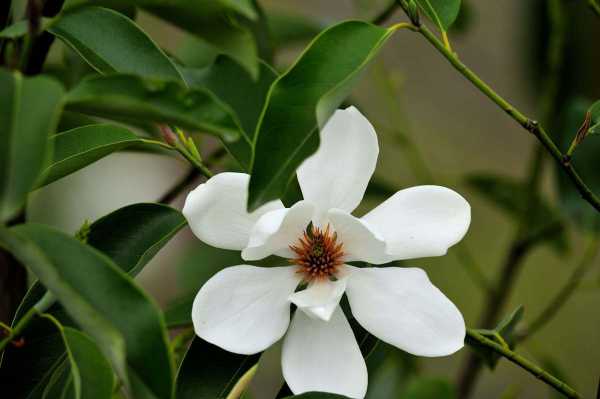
[[159, 125, 178, 147]]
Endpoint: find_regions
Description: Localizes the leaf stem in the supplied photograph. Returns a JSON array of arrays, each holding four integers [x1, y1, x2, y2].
[[401, 16, 600, 213], [441, 30, 452, 52], [517, 236, 600, 341], [466, 329, 581, 398], [0, 290, 54, 352]]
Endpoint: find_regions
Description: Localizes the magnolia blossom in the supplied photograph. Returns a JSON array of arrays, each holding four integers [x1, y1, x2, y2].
[[182, 107, 470, 398]]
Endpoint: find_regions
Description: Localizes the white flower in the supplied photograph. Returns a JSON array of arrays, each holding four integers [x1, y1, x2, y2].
[[182, 106, 470, 399]]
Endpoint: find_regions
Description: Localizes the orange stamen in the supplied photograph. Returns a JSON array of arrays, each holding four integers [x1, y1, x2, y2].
[[289, 223, 344, 282]]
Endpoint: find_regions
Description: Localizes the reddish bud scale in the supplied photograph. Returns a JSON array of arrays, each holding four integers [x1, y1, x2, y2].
[[289, 224, 344, 282]]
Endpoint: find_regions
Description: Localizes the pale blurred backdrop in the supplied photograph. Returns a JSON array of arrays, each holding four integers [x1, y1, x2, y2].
[[28, 0, 600, 397]]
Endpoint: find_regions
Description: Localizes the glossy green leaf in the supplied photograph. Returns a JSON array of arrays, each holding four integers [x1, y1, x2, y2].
[[467, 306, 524, 369], [248, 21, 396, 210], [0, 70, 64, 222], [86, 203, 186, 276], [587, 100, 600, 135], [181, 56, 277, 169], [555, 98, 600, 232], [65, 74, 241, 142], [0, 315, 114, 399], [467, 173, 569, 254], [414, 0, 461, 32], [39, 124, 143, 187], [42, 316, 115, 399], [88, 0, 259, 77], [145, 3, 258, 77], [49, 6, 182, 81], [1, 225, 174, 399], [176, 337, 260, 399]]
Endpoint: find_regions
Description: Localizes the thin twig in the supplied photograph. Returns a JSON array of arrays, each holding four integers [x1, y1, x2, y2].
[[466, 329, 581, 398], [455, 0, 569, 391], [518, 237, 600, 341], [393, 1, 600, 213]]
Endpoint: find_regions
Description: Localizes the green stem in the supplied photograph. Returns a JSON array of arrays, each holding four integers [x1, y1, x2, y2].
[[140, 138, 214, 178], [405, 21, 600, 213], [0, 291, 55, 352], [518, 236, 600, 341], [466, 329, 581, 398], [455, 0, 568, 394]]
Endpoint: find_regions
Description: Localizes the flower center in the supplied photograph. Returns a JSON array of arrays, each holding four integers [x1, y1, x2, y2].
[[289, 223, 344, 281]]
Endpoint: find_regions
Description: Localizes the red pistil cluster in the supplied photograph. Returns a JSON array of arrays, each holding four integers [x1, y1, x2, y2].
[[289, 223, 344, 281]]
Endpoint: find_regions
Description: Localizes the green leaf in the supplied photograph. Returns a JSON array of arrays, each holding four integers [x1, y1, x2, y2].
[[0, 70, 64, 222], [587, 100, 600, 135], [86, 203, 186, 276], [467, 306, 524, 369], [65, 74, 241, 142], [49, 6, 182, 81], [176, 337, 260, 399], [181, 56, 277, 169], [414, 0, 462, 32], [248, 21, 396, 210], [93, 0, 259, 77], [402, 377, 456, 399], [144, 3, 258, 77], [1, 225, 174, 399], [266, 12, 324, 49], [0, 312, 68, 397], [555, 98, 600, 232], [39, 124, 144, 187], [466, 173, 569, 254], [34, 315, 115, 399]]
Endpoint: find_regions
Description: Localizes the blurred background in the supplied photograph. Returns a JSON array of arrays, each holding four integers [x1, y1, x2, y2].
[[24, 0, 600, 397]]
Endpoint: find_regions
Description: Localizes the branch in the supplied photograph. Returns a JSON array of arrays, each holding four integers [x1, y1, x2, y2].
[[517, 237, 600, 341], [466, 329, 581, 398], [397, 12, 600, 213]]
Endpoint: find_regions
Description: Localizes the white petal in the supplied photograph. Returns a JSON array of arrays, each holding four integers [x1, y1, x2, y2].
[[362, 186, 470, 260], [192, 265, 301, 355], [327, 209, 392, 264], [345, 266, 465, 357], [183, 172, 283, 250], [242, 201, 314, 261], [288, 277, 348, 321], [297, 106, 378, 222], [282, 307, 367, 399]]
